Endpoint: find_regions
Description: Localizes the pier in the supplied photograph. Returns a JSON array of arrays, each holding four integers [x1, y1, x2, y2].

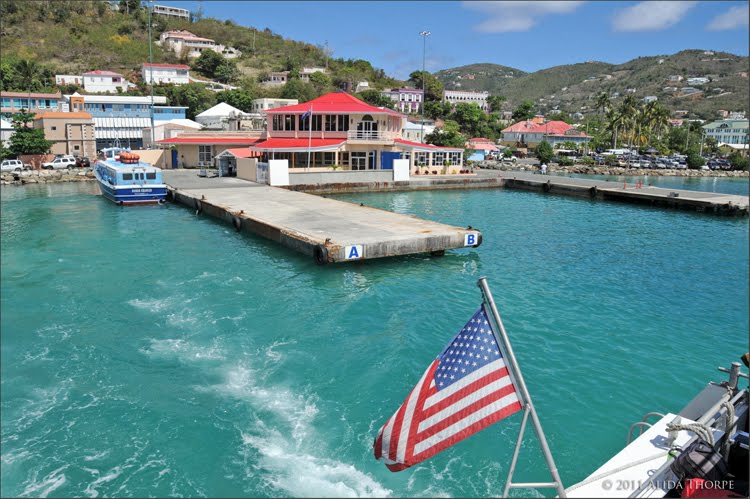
[[163, 171, 482, 264]]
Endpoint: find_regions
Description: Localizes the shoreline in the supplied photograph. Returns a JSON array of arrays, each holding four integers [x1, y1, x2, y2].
[[1, 168, 96, 185], [1, 164, 747, 187], [478, 160, 749, 178]]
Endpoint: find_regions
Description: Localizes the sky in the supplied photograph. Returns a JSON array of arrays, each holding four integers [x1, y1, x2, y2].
[[168, 1, 749, 79]]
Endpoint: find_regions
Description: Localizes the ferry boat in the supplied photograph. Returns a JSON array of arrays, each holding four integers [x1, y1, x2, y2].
[[566, 357, 748, 498], [94, 148, 167, 205]]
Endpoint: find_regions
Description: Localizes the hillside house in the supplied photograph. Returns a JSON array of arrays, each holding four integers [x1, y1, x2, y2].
[[158, 30, 241, 59], [443, 90, 489, 112], [82, 71, 134, 93], [702, 119, 749, 146], [55, 75, 83, 86], [142, 63, 190, 86], [152, 4, 190, 20], [380, 88, 423, 114]]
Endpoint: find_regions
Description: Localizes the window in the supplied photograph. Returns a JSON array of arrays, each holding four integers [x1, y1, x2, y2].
[[146, 172, 156, 180], [322, 152, 335, 165], [272, 114, 283, 131], [415, 151, 428, 166], [325, 114, 336, 132], [73, 145, 79, 151], [199, 145, 213, 164], [433, 151, 445, 166], [284, 114, 295, 131], [51, 126, 57, 131], [449, 151, 462, 164], [311, 114, 322, 132], [338, 115, 349, 131], [122, 173, 133, 180]]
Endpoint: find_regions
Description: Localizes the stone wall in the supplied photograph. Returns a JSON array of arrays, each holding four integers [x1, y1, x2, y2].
[[1, 168, 95, 185]]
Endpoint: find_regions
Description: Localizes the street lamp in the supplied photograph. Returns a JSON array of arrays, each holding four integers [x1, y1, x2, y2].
[[147, 0, 155, 149], [419, 30, 430, 143]]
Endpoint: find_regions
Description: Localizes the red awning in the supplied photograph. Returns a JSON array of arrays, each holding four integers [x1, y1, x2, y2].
[[250, 138, 346, 152], [221, 147, 262, 158], [156, 137, 262, 145]]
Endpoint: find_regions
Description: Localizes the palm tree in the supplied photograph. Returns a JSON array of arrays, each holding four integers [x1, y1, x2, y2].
[[605, 108, 623, 148], [595, 91, 610, 117], [618, 95, 638, 149]]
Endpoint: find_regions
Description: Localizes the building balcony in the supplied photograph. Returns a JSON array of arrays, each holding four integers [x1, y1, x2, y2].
[[346, 130, 398, 143]]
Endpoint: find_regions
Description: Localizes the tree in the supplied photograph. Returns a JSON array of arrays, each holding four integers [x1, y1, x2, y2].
[[192, 50, 225, 78], [487, 95, 506, 113], [594, 91, 610, 116], [214, 61, 239, 84], [408, 70, 444, 102], [154, 83, 216, 120], [8, 111, 53, 156], [357, 89, 394, 109], [216, 89, 254, 112], [280, 78, 315, 102], [425, 120, 466, 148], [451, 102, 484, 137], [728, 151, 748, 171], [536, 141, 553, 164], [512, 100, 534, 121], [686, 150, 705, 169], [119, 0, 140, 15]]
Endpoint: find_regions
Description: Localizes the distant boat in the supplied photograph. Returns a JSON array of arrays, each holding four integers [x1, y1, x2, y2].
[[94, 148, 167, 205]]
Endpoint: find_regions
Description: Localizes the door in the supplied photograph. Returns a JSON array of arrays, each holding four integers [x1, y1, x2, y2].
[[356, 115, 378, 139], [171, 149, 178, 169], [380, 151, 399, 170]]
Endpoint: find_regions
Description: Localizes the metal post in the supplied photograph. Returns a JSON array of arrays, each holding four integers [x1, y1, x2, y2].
[[148, 1, 155, 149], [419, 30, 430, 143], [478, 277, 567, 498]]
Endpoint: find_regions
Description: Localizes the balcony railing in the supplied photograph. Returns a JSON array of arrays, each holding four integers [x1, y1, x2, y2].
[[346, 130, 397, 141]]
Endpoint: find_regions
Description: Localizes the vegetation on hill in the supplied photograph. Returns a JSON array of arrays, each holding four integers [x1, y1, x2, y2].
[[436, 51, 749, 120]]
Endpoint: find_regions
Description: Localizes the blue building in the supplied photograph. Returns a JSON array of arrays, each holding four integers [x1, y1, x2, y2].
[[64, 92, 186, 149]]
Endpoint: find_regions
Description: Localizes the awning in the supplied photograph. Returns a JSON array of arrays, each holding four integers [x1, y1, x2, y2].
[[250, 138, 346, 152], [216, 147, 262, 158], [156, 137, 262, 145]]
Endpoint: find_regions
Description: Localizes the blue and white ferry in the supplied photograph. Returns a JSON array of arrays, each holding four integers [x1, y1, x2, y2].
[[94, 148, 167, 205]]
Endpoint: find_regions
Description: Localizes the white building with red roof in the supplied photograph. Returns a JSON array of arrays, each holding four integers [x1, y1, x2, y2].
[[82, 70, 134, 93], [250, 91, 464, 172], [142, 63, 190, 86], [501, 120, 590, 149]]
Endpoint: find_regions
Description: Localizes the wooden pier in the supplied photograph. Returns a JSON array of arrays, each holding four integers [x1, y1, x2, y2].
[[163, 171, 482, 264]]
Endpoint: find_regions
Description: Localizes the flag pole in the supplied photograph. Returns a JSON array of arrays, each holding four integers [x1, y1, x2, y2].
[[477, 277, 567, 498], [307, 105, 313, 171]]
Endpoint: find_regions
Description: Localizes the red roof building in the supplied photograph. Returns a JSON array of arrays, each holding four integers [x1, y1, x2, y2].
[[250, 91, 464, 172], [501, 120, 590, 149]]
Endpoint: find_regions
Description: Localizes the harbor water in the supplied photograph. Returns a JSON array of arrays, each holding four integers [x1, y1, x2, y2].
[[1, 181, 748, 497]]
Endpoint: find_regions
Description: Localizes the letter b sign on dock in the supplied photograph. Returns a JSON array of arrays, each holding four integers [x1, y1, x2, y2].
[[464, 233, 478, 246]]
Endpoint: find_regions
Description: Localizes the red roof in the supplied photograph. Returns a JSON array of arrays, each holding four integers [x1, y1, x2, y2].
[[265, 92, 403, 116], [394, 139, 463, 151], [222, 147, 262, 158], [502, 120, 588, 137], [143, 63, 190, 70], [250, 138, 346, 151], [156, 137, 261, 145]]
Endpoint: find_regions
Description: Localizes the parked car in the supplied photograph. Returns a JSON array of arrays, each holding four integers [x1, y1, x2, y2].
[[1, 159, 25, 172], [75, 156, 91, 168], [42, 156, 76, 170]]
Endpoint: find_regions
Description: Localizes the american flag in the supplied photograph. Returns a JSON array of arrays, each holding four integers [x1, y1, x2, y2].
[[374, 305, 523, 471]]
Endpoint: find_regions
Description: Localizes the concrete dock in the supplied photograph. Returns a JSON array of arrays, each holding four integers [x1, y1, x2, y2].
[[163, 171, 482, 264], [493, 171, 749, 215]]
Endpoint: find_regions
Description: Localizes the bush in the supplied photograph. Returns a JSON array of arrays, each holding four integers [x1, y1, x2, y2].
[[557, 156, 574, 166], [686, 152, 705, 170], [728, 152, 748, 171], [536, 141, 553, 164]]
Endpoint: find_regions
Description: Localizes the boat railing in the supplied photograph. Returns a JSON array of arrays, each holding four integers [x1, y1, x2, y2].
[[626, 412, 666, 444]]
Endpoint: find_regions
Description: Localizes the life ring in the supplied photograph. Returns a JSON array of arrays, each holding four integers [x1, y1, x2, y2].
[[313, 244, 329, 265], [232, 216, 242, 231], [195, 199, 202, 215], [542, 181, 551, 193], [158, 199, 166, 205]]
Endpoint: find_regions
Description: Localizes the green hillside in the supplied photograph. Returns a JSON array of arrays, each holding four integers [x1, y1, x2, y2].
[[436, 51, 749, 120], [0, 0, 400, 95]]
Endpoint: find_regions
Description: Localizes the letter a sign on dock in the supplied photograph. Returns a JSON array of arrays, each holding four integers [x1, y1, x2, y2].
[[373, 277, 566, 498], [345, 245, 363, 260]]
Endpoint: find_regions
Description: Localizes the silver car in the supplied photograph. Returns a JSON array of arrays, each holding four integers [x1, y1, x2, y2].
[[0, 159, 24, 172]]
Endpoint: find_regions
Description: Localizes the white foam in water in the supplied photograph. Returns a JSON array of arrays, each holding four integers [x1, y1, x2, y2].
[[241, 431, 392, 498], [140, 339, 224, 361], [19, 465, 68, 498], [204, 363, 391, 497], [128, 296, 177, 313]]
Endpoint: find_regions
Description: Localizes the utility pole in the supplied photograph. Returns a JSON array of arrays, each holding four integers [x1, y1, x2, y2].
[[419, 30, 431, 143], [148, 0, 155, 149]]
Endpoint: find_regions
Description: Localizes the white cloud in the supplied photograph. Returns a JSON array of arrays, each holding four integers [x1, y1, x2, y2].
[[612, 1, 696, 32], [706, 5, 750, 31], [462, 1, 584, 33]]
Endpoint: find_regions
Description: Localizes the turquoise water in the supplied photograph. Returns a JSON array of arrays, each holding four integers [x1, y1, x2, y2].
[[562, 173, 749, 196], [2, 182, 748, 498]]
